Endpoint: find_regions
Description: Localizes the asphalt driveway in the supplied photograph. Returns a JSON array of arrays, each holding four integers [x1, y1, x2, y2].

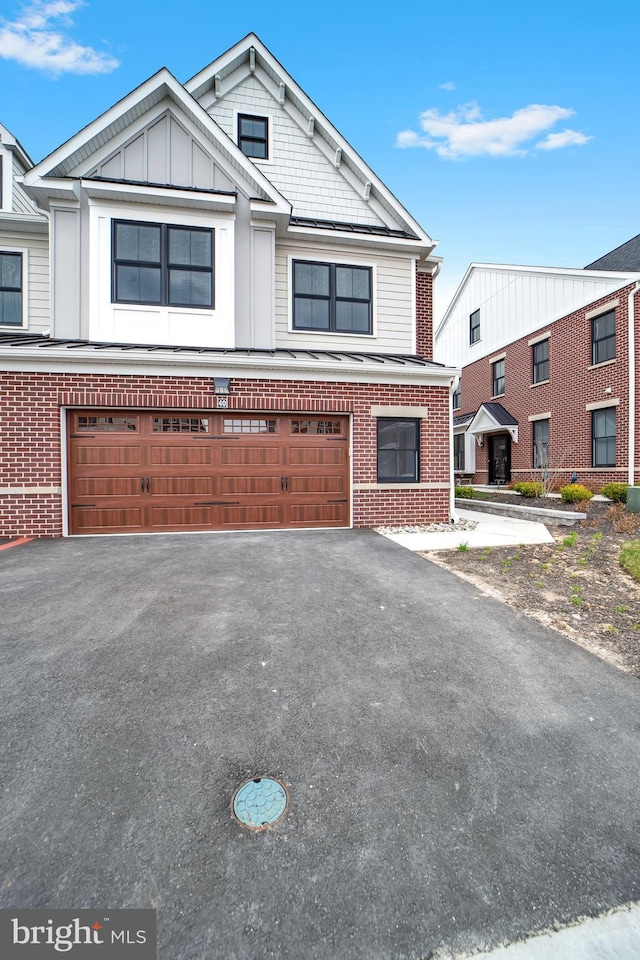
[[1, 530, 638, 959]]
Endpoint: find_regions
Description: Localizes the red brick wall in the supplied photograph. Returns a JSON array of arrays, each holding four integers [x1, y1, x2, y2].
[[415, 268, 433, 360], [456, 285, 639, 492], [0, 372, 451, 537]]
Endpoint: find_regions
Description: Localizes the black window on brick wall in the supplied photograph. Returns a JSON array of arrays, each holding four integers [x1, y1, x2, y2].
[[592, 408, 616, 467], [377, 419, 420, 483], [532, 418, 549, 468], [453, 433, 465, 471], [532, 339, 549, 383], [112, 220, 214, 308], [492, 358, 505, 396], [452, 384, 461, 409], [591, 310, 616, 365]]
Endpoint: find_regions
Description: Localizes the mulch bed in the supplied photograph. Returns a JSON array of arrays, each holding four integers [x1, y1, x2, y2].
[[423, 497, 640, 678]]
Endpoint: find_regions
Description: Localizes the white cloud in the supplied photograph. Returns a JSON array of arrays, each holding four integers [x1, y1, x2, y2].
[[0, 1, 119, 74], [396, 101, 591, 159], [536, 129, 593, 150], [439, 81, 456, 91]]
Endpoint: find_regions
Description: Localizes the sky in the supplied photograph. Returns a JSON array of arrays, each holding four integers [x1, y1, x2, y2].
[[1, 0, 639, 319]]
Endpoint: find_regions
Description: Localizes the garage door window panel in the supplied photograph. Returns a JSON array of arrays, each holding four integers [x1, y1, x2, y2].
[[377, 419, 420, 483]]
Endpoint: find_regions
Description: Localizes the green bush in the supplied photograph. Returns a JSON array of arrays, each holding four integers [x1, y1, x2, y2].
[[601, 482, 628, 503], [560, 483, 594, 504], [455, 485, 477, 499], [513, 481, 543, 498]]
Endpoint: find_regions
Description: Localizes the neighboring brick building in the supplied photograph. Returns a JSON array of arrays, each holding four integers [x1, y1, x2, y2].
[[435, 261, 640, 492], [0, 35, 456, 539]]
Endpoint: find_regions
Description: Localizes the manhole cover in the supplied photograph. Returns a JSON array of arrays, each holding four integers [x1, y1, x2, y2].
[[232, 777, 288, 830]]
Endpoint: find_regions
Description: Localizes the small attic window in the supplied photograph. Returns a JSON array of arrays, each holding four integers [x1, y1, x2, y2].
[[238, 114, 268, 159]]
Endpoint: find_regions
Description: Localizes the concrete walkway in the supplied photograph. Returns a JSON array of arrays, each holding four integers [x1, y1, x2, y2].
[[470, 902, 640, 960], [381, 507, 555, 552]]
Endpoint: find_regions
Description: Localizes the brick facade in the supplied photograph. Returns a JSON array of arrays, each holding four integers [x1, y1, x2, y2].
[[415, 268, 433, 360], [456, 284, 640, 492], [0, 372, 451, 538]]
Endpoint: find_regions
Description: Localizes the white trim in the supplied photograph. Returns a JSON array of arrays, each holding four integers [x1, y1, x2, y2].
[[60, 407, 69, 537], [587, 358, 617, 371], [528, 412, 551, 422], [232, 107, 274, 166], [411, 256, 417, 354], [488, 350, 506, 364], [370, 405, 430, 418], [585, 299, 618, 320], [0, 148, 12, 212], [354, 482, 450, 490], [0, 486, 62, 494], [528, 330, 551, 346], [287, 252, 378, 339], [0, 245, 28, 330], [586, 398, 619, 411]]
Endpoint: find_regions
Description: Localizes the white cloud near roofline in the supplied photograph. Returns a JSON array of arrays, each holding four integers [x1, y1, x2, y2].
[[0, 1, 119, 74], [396, 101, 592, 159]]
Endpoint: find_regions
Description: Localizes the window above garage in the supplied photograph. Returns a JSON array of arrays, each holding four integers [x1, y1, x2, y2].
[[292, 260, 373, 335]]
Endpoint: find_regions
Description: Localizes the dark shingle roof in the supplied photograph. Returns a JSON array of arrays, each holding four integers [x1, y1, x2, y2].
[[453, 412, 475, 426], [585, 233, 640, 272], [481, 402, 518, 426]]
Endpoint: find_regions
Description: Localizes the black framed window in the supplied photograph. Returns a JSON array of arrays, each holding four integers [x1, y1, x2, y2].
[[113, 221, 213, 308], [238, 114, 268, 159], [453, 433, 465, 471], [293, 260, 372, 334], [470, 309, 480, 344], [532, 339, 549, 383], [591, 310, 616, 365], [592, 408, 616, 467], [532, 419, 549, 469], [377, 419, 420, 483], [452, 384, 461, 410], [0, 251, 23, 326], [0, 155, 3, 208], [492, 358, 505, 396]]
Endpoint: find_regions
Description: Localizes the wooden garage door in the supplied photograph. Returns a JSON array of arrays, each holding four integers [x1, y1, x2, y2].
[[67, 411, 350, 534]]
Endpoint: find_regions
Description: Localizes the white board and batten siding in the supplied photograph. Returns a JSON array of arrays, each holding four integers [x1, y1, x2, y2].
[[435, 266, 639, 368], [206, 74, 384, 226], [275, 242, 415, 353]]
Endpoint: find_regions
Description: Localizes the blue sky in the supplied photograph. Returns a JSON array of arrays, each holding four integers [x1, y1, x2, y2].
[[1, 0, 639, 317]]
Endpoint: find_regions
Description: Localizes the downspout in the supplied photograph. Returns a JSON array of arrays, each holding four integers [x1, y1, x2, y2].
[[449, 373, 460, 522], [628, 282, 640, 486]]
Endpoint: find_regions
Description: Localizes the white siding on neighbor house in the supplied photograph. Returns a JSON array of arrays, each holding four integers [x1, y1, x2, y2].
[[86, 111, 235, 192], [207, 74, 384, 225], [0, 231, 49, 333], [435, 267, 636, 367], [274, 241, 414, 353], [11, 154, 40, 215]]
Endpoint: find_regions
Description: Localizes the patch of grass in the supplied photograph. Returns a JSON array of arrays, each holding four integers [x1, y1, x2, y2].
[[456, 541, 470, 553], [541, 562, 551, 570], [534, 580, 544, 588], [479, 547, 493, 561], [563, 532, 578, 547], [620, 541, 640, 582], [501, 559, 512, 572], [605, 624, 617, 634], [570, 596, 584, 607], [615, 604, 631, 614], [632, 622, 640, 632]]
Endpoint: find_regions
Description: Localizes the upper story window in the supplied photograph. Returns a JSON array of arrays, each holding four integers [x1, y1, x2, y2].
[[469, 309, 480, 344], [0, 155, 3, 209], [112, 220, 214, 308], [452, 384, 461, 410], [591, 309, 616, 365], [532, 418, 549, 468], [377, 419, 420, 483], [592, 408, 616, 467], [238, 114, 269, 159], [0, 251, 23, 326], [292, 260, 372, 334], [532, 339, 549, 383], [492, 358, 505, 397]]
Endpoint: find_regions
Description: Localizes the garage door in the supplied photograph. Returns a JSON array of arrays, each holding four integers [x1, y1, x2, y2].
[[67, 411, 350, 534]]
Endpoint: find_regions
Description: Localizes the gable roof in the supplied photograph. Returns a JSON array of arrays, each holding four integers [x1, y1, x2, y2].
[[22, 67, 290, 216], [467, 402, 519, 442], [585, 233, 640, 272], [185, 34, 435, 252], [0, 121, 33, 170]]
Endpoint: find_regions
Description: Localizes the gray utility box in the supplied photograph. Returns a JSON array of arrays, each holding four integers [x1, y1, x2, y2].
[[628, 486, 640, 513]]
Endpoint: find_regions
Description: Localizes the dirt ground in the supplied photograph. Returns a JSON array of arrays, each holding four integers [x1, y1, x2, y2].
[[423, 497, 640, 678]]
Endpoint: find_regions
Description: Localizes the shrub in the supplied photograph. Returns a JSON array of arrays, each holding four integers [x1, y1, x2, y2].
[[560, 483, 594, 504], [601, 482, 628, 503], [513, 481, 543, 498], [455, 485, 477, 499]]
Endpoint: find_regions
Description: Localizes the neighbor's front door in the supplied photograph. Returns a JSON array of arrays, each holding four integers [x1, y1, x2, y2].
[[489, 433, 511, 484]]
